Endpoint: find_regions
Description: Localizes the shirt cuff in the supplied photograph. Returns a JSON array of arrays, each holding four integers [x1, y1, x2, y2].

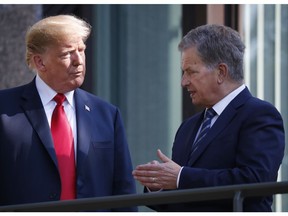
[[177, 166, 184, 188]]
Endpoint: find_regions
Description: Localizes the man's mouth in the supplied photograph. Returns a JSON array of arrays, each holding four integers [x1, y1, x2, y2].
[[187, 89, 195, 98], [71, 70, 83, 75]]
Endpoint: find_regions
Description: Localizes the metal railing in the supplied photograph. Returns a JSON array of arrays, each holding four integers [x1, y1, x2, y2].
[[0, 181, 288, 212]]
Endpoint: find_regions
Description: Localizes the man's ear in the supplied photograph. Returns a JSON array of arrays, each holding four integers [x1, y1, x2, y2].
[[33, 55, 46, 72], [217, 63, 228, 84]]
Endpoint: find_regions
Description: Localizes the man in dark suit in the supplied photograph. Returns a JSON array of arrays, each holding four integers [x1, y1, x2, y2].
[[0, 14, 137, 211], [132, 24, 285, 211]]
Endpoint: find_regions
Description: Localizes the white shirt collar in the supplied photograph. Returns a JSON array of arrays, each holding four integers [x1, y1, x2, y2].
[[35, 75, 75, 108], [212, 84, 246, 116]]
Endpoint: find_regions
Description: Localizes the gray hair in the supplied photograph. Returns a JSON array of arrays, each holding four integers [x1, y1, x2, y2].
[[178, 24, 245, 82], [25, 14, 92, 70]]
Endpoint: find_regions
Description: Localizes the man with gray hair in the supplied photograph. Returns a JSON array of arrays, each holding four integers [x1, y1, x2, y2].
[[0, 14, 137, 211], [133, 24, 285, 212]]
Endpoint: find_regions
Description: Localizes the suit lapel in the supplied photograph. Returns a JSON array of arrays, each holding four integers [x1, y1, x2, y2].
[[188, 106, 237, 166], [182, 112, 204, 165], [20, 79, 58, 167], [188, 87, 252, 166], [74, 89, 92, 169]]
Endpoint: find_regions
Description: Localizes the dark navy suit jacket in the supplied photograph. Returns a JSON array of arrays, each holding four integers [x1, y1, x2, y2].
[[0, 79, 137, 211], [148, 87, 285, 212]]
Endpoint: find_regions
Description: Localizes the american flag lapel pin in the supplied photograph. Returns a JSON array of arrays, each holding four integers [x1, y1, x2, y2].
[[85, 105, 90, 112]]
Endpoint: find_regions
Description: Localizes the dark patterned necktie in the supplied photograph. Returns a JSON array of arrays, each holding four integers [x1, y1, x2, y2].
[[188, 108, 217, 166]]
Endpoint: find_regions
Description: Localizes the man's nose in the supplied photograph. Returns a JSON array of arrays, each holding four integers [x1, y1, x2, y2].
[[181, 74, 190, 87], [72, 51, 84, 65]]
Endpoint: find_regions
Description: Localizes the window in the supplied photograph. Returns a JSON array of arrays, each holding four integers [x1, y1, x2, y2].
[[242, 4, 288, 211]]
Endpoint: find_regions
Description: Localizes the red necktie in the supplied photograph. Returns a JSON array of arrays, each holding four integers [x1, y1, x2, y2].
[[51, 93, 76, 200]]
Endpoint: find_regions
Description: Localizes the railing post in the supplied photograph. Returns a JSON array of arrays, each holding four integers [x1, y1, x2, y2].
[[233, 191, 244, 212]]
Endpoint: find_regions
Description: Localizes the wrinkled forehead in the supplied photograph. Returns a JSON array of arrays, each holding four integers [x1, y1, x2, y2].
[[49, 34, 85, 48]]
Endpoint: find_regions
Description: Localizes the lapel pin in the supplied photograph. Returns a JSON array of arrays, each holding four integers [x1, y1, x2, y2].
[[85, 105, 90, 112]]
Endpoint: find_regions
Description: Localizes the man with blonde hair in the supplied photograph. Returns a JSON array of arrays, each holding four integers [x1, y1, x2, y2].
[[0, 14, 137, 211]]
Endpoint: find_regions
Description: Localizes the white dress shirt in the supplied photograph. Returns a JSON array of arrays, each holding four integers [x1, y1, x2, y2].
[[35, 75, 78, 158]]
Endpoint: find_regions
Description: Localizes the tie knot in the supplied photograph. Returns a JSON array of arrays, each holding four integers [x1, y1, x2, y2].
[[53, 93, 66, 105], [205, 108, 216, 119]]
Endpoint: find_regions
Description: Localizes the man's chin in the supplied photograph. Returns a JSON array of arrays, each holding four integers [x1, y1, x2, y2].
[[66, 78, 85, 91]]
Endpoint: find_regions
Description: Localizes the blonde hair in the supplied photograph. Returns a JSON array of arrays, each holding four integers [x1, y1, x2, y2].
[[25, 14, 91, 70]]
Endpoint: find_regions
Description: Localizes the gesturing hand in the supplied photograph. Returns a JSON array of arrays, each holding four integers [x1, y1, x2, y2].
[[132, 149, 181, 190]]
